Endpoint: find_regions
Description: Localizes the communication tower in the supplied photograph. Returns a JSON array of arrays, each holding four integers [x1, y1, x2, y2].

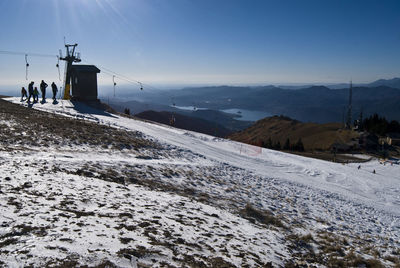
[[345, 81, 353, 129]]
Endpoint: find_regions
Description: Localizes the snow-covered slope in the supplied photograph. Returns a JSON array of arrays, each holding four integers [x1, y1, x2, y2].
[[1, 97, 400, 267], [7, 98, 399, 215]]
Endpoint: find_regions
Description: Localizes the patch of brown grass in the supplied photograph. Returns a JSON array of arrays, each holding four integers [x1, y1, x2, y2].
[[0, 98, 158, 151], [239, 203, 284, 227]]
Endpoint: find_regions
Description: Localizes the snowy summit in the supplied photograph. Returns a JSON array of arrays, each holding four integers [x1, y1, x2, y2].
[[0, 97, 399, 267]]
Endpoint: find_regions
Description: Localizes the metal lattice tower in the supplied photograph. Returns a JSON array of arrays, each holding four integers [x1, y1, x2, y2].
[[346, 80, 353, 129], [60, 44, 81, 99]]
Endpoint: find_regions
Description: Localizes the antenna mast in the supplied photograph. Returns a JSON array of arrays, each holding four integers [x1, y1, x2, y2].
[[60, 43, 81, 99], [345, 80, 353, 129]]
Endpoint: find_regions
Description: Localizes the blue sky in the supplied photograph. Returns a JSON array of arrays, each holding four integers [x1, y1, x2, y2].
[[0, 0, 399, 90]]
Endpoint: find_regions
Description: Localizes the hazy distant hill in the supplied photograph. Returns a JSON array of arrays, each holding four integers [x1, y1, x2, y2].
[[135, 110, 232, 137], [366, 77, 400, 89], [228, 115, 358, 151], [280, 77, 400, 90]]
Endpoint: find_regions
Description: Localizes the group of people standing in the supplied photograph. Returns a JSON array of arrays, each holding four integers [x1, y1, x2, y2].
[[21, 80, 58, 103]]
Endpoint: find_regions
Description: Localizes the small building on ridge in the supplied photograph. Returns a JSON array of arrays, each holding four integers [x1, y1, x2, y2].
[[70, 65, 100, 101]]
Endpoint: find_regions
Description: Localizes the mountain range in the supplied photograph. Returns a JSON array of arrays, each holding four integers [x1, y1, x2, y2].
[[276, 77, 400, 90], [325, 77, 400, 90], [102, 77, 400, 126], [138, 85, 400, 123]]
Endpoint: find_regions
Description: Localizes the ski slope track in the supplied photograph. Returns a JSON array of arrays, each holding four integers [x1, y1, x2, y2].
[[1, 97, 400, 267]]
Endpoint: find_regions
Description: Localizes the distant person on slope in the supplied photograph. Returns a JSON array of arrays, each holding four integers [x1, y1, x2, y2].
[[40, 80, 48, 102], [21, 87, 27, 101], [27, 81, 34, 103], [33, 87, 39, 103], [51, 82, 58, 101]]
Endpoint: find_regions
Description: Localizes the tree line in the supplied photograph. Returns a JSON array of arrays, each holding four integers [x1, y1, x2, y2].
[[261, 137, 305, 152], [360, 114, 400, 136]]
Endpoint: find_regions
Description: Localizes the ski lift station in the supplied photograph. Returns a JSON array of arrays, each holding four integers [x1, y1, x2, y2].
[[70, 65, 100, 101], [60, 43, 101, 101]]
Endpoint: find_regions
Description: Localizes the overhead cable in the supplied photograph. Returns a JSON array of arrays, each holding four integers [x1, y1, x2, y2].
[[0, 50, 57, 58]]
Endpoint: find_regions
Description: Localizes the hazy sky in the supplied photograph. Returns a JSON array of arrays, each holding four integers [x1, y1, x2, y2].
[[0, 0, 399, 89]]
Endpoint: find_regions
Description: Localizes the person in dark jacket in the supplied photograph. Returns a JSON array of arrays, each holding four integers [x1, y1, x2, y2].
[[33, 87, 39, 102], [40, 80, 48, 102], [51, 82, 58, 100], [27, 81, 34, 103], [21, 87, 27, 101]]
